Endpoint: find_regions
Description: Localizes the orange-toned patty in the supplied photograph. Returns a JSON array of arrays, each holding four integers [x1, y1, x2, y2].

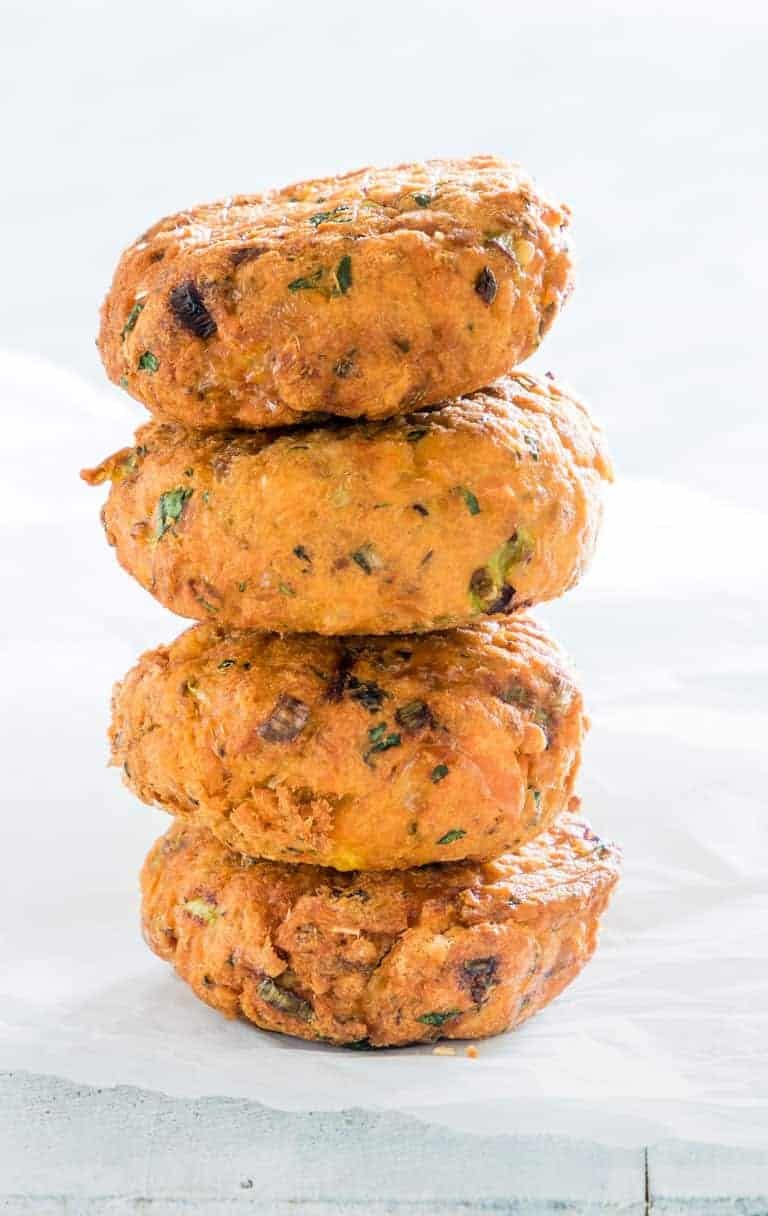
[[83, 372, 610, 635], [98, 156, 573, 429], [141, 813, 620, 1047], [112, 615, 585, 870]]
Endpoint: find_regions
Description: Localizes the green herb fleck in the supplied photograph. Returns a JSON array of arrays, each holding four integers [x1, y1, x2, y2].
[[138, 350, 159, 373], [405, 426, 428, 443], [119, 444, 147, 477], [417, 1009, 461, 1026], [500, 684, 532, 708], [458, 487, 480, 515], [371, 732, 401, 753], [119, 375, 129, 389], [523, 432, 540, 461], [121, 301, 144, 339], [238, 581, 248, 593], [288, 268, 323, 292], [257, 977, 313, 1021], [351, 543, 380, 574], [437, 828, 466, 845], [308, 204, 352, 227], [334, 255, 352, 295], [183, 898, 218, 925], [364, 723, 402, 764], [347, 678, 387, 713], [492, 529, 534, 573], [217, 659, 236, 670], [155, 487, 192, 539], [195, 596, 219, 615], [530, 788, 542, 809], [412, 192, 432, 208], [431, 763, 449, 783], [468, 528, 535, 613], [278, 581, 296, 597]]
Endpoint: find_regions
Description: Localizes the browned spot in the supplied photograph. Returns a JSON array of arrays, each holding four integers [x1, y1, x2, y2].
[[258, 694, 310, 743], [230, 245, 268, 266], [461, 957, 498, 1004]]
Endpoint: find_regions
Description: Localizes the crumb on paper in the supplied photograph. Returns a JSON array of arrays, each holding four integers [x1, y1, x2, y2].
[[466, 1045, 479, 1059], [433, 1045, 456, 1056]]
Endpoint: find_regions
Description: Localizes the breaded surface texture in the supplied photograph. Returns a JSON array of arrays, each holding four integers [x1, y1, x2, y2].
[[141, 813, 620, 1046], [112, 615, 585, 870], [83, 372, 610, 635], [98, 156, 573, 429]]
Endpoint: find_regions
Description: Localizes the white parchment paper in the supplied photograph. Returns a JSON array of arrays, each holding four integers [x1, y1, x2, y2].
[[1, 352, 766, 1147]]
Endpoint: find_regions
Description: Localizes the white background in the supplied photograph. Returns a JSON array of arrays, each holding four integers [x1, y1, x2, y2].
[[1, 0, 767, 1147]]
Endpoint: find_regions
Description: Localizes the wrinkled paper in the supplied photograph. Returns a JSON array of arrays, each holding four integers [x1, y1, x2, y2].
[[2, 352, 766, 1147]]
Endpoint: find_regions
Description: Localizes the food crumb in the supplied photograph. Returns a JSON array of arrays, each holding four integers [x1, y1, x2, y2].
[[432, 1045, 456, 1056], [465, 1045, 479, 1059]]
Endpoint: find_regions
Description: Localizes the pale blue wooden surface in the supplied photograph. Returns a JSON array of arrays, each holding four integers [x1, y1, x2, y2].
[[1, 1074, 766, 1214]]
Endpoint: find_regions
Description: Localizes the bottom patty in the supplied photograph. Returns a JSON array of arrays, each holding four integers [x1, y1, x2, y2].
[[141, 812, 620, 1047]]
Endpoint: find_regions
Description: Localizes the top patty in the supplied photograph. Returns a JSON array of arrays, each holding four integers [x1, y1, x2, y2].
[[98, 156, 573, 429]]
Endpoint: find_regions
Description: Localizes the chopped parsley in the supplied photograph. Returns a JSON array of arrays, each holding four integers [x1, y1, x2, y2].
[[468, 528, 535, 614], [121, 301, 144, 339], [437, 828, 466, 845], [458, 487, 481, 516], [138, 350, 159, 373], [347, 678, 387, 713], [335, 254, 352, 295], [308, 204, 352, 227], [364, 723, 402, 764], [155, 487, 192, 539], [417, 1009, 461, 1026], [288, 268, 323, 293], [351, 543, 381, 574], [412, 192, 432, 207], [430, 763, 449, 783]]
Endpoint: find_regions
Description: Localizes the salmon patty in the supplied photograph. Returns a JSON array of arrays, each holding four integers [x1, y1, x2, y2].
[[141, 813, 620, 1047], [98, 156, 573, 429], [112, 615, 585, 870], [83, 372, 610, 635]]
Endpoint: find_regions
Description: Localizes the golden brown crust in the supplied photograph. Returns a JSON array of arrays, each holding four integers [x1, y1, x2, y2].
[[82, 371, 610, 635], [98, 156, 573, 429], [140, 813, 620, 1047], [112, 615, 585, 870]]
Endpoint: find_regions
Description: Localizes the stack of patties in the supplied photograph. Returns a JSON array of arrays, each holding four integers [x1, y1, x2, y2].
[[84, 156, 621, 1049]]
